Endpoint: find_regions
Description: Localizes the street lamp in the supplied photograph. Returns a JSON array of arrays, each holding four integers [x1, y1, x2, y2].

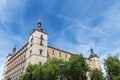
[[104, 66, 111, 80], [59, 64, 65, 80]]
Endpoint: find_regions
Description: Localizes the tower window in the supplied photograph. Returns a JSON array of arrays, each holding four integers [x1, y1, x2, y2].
[[30, 50, 32, 55], [59, 52, 62, 57], [30, 38, 33, 46], [41, 35, 43, 40], [65, 54, 67, 58], [40, 40, 43, 46], [39, 49, 43, 55], [53, 50, 55, 55]]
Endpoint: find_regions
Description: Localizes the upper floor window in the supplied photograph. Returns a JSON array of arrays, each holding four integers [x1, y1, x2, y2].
[[40, 40, 43, 46], [59, 52, 62, 57], [30, 50, 32, 55], [39, 49, 43, 55], [93, 59, 96, 61], [30, 37, 33, 46], [53, 50, 55, 55], [65, 54, 67, 58], [41, 35, 43, 40]]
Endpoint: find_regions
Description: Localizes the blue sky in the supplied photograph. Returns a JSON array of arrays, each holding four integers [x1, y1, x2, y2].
[[1, 0, 120, 79]]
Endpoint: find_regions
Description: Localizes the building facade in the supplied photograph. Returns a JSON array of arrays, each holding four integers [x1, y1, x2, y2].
[[2, 21, 101, 80]]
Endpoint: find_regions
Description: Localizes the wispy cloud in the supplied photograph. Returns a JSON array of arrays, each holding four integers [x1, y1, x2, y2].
[[54, 1, 120, 55], [0, 0, 120, 79], [51, 1, 120, 74], [0, 28, 26, 80], [0, 0, 28, 79]]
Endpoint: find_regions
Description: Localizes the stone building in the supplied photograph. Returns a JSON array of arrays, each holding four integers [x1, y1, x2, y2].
[[2, 21, 101, 80]]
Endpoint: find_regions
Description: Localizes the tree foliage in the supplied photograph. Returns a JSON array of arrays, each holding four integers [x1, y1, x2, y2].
[[65, 54, 89, 80], [20, 59, 65, 80], [90, 69, 104, 80], [20, 64, 43, 80], [104, 54, 120, 80], [20, 54, 89, 80], [42, 59, 65, 80]]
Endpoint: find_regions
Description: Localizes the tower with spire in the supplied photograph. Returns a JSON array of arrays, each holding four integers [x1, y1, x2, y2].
[[37, 20, 43, 31], [2, 20, 102, 80], [26, 20, 48, 67], [88, 47, 101, 70], [12, 46, 16, 53], [89, 47, 99, 58]]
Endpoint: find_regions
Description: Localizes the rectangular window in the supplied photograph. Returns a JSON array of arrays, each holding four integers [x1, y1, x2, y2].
[[39, 49, 43, 55], [30, 50, 32, 55], [30, 38, 33, 46], [53, 50, 54, 55], [41, 35, 43, 40], [40, 40, 43, 46], [65, 54, 67, 58], [59, 52, 61, 57]]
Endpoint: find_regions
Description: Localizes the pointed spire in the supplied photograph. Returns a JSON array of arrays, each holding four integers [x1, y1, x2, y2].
[[37, 20, 43, 31], [89, 47, 99, 58], [12, 46, 16, 53], [90, 47, 94, 54]]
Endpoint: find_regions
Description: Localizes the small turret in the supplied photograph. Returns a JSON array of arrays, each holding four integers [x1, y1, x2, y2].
[[12, 46, 16, 53], [89, 47, 99, 58], [37, 20, 43, 31]]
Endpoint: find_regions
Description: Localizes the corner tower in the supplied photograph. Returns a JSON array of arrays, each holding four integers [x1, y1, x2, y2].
[[26, 21, 48, 67], [88, 48, 101, 70]]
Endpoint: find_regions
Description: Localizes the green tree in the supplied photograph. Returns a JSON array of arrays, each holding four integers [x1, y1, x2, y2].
[[104, 54, 120, 80], [65, 54, 89, 80], [42, 58, 65, 80], [20, 54, 90, 80], [20, 59, 65, 80], [20, 64, 43, 80], [90, 69, 104, 80]]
